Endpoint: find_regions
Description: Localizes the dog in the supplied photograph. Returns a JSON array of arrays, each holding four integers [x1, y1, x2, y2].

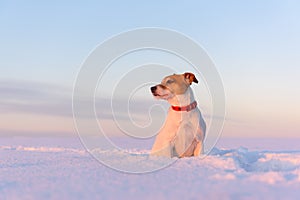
[[150, 72, 206, 158]]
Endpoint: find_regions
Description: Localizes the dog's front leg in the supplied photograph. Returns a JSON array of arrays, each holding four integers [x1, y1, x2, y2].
[[151, 141, 172, 157], [193, 140, 203, 156], [173, 124, 196, 157]]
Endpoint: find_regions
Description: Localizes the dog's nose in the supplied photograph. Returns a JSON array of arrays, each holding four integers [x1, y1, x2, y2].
[[150, 86, 157, 93]]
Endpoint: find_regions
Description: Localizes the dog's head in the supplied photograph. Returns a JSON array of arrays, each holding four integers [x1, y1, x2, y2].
[[150, 72, 198, 100]]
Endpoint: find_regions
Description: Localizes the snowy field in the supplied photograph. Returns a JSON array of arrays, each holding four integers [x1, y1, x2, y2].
[[1, 137, 300, 200]]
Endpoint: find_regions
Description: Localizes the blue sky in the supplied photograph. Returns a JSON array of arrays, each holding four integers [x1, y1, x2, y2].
[[0, 0, 299, 137]]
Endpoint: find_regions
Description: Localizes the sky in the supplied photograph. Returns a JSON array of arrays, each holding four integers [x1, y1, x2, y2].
[[0, 0, 299, 138]]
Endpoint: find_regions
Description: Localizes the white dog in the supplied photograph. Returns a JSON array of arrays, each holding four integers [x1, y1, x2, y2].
[[150, 72, 206, 158]]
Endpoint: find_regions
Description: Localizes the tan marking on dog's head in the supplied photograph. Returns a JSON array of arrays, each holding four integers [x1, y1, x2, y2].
[[151, 72, 198, 98], [161, 72, 198, 95]]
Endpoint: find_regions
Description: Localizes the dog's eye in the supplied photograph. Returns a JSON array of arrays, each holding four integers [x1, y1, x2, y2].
[[166, 80, 174, 84]]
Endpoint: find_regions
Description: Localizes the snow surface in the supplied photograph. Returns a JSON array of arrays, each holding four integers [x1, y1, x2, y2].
[[0, 137, 300, 200]]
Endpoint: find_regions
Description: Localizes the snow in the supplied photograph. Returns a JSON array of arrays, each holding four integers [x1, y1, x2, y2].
[[0, 137, 300, 199]]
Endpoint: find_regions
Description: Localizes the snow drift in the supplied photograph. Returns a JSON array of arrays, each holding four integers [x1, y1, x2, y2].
[[0, 138, 300, 199]]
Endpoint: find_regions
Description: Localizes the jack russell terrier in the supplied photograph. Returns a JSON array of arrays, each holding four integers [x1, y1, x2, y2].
[[150, 72, 206, 158]]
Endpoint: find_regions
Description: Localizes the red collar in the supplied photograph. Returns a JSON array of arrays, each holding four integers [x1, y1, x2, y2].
[[171, 101, 197, 112]]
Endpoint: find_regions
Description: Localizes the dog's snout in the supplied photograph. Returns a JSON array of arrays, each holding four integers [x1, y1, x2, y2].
[[151, 86, 157, 93]]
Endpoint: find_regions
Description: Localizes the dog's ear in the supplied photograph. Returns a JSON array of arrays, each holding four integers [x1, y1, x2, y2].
[[184, 72, 198, 85]]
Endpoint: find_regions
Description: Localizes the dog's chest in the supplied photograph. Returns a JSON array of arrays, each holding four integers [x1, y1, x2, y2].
[[166, 108, 199, 127]]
